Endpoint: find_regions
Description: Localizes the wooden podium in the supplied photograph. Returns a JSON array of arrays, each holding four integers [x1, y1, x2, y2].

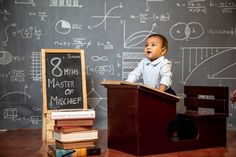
[[101, 81, 180, 156], [102, 81, 229, 156]]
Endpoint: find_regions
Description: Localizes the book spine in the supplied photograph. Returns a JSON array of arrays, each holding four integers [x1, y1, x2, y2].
[[68, 147, 101, 157], [49, 145, 101, 157], [53, 130, 98, 142], [51, 110, 95, 120], [57, 149, 74, 157], [48, 145, 74, 157]]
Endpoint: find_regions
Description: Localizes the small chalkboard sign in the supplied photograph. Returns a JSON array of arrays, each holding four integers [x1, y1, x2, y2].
[[41, 49, 87, 112]]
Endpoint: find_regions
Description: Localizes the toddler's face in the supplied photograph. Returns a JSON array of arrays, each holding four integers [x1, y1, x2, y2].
[[144, 36, 166, 61]]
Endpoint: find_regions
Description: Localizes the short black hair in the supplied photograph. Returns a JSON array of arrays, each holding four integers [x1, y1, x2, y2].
[[146, 34, 168, 51]]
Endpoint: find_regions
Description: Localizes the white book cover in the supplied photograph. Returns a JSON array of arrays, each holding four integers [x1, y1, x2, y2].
[[51, 109, 95, 120], [53, 130, 98, 142]]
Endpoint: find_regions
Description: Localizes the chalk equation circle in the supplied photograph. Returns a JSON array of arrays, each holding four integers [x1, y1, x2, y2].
[[187, 22, 204, 39], [55, 20, 71, 35], [0, 51, 12, 65], [170, 22, 187, 41], [21, 27, 33, 39], [170, 22, 204, 41]]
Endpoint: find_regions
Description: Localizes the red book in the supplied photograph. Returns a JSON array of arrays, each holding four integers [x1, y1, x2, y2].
[[54, 126, 92, 133], [55, 119, 94, 127]]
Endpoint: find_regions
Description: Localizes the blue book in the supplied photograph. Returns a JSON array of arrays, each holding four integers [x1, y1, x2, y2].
[[48, 145, 101, 157], [48, 145, 74, 157]]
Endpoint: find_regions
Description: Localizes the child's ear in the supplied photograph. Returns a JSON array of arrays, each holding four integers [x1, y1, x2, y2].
[[161, 47, 167, 55]]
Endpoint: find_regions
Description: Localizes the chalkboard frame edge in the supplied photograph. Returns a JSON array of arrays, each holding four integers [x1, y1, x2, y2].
[[41, 48, 88, 114]]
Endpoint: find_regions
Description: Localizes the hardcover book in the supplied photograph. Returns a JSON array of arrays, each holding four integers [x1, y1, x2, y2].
[[51, 109, 95, 120], [48, 144, 74, 157], [48, 145, 101, 157], [55, 119, 94, 127], [54, 126, 92, 133], [56, 140, 96, 149], [53, 129, 99, 142]]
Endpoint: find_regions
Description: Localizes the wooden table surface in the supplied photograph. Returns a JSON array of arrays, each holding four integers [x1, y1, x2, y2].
[[0, 128, 236, 157]]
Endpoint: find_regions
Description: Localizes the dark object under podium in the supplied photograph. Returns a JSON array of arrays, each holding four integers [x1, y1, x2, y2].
[[102, 82, 180, 156], [102, 81, 229, 156]]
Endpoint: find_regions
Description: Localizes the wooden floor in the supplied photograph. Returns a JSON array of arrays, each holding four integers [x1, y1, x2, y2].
[[0, 129, 236, 157]]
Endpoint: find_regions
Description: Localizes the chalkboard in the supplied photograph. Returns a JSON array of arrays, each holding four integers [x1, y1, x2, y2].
[[42, 49, 87, 112], [0, 0, 235, 130]]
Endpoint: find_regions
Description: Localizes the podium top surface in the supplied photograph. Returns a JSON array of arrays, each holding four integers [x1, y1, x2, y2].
[[101, 80, 180, 101]]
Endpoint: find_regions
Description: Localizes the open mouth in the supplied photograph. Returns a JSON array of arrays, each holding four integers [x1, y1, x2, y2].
[[147, 51, 152, 54]]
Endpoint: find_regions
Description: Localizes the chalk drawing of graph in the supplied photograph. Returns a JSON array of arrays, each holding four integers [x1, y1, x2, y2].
[[87, 80, 107, 111], [88, 2, 122, 30], [181, 47, 236, 84], [208, 62, 236, 80], [0, 87, 31, 107], [30, 52, 42, 81], [123, 20, 157, 49], [122, 52, 144, 80]]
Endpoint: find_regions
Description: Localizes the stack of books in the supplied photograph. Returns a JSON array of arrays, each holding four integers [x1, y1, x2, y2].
[[48, 109, 101, 157]]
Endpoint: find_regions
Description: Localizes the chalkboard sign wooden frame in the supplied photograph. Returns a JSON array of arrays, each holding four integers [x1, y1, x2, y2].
[[41, 49, 87, 113]]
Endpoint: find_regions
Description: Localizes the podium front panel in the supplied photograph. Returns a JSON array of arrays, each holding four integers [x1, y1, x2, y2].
[[107, 86, 139, 154], [105, 85, 178, 155]]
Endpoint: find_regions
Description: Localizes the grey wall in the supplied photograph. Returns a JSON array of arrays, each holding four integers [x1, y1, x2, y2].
[[0, 0, 236, 130]]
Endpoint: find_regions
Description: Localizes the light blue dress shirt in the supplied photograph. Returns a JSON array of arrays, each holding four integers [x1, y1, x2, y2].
[[126, 56, 172, 89]]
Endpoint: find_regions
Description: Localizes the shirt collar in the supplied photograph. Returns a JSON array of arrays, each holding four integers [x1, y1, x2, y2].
[[145, 56, 165, 66]]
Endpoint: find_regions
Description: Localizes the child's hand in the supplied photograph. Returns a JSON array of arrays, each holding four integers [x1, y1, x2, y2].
[[230, 90, 236, 103], [158, 84, 167, 92]]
